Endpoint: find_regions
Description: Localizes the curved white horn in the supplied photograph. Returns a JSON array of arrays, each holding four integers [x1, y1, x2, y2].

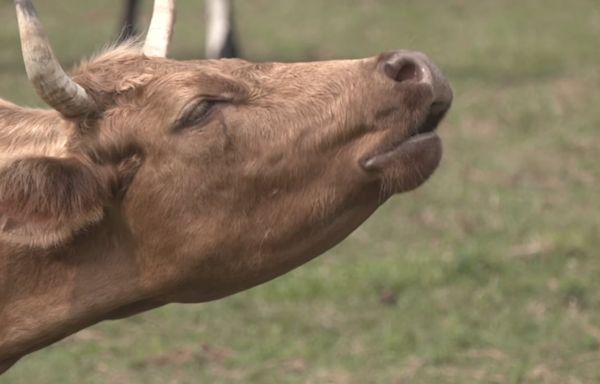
[[143, 0, 176, 57], [205, 0, 233, 59], [15, 0, 96, 118]]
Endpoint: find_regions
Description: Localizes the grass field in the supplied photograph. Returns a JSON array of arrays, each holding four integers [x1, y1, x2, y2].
[[1, 0, 599, 383]]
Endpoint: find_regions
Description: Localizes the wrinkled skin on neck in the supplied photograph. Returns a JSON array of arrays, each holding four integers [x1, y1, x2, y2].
[[0, 49, 446, 370]]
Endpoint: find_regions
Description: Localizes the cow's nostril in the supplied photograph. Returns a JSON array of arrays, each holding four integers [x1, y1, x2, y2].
[[382, 59, 421, 83]]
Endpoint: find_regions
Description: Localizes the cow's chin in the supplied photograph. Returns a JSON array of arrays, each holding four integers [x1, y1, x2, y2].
[[361, 132, 442, 195]]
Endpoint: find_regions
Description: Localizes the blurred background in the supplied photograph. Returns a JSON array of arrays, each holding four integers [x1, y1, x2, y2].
[[1, 0, 599, 383]]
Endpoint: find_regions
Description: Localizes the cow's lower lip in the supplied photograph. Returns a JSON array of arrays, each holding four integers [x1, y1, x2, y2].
[[361, 132, 441, 171], [361, 99, 448, 174], [360, 132, 442, 191]]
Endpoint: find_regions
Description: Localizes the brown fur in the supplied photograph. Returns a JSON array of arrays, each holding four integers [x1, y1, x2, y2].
[[0, 42, 451, 372]]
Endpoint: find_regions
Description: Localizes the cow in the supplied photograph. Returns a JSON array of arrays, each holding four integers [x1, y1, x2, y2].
[[0, 0, 452, 373], [119, 0, 238, 58]]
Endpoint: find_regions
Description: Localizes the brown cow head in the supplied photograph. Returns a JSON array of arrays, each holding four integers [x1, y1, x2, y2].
[[0, 0, 453, 369], [1, 2, 451, 299]]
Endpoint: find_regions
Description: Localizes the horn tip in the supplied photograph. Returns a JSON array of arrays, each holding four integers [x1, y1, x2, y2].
[[15, 0, 37, 18]]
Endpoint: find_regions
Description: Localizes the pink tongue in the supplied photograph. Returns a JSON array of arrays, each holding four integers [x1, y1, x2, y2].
[[362, 132, 441, 172]]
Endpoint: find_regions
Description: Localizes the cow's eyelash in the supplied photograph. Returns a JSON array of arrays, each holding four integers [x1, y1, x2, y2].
[[174, 99, 222, 132]]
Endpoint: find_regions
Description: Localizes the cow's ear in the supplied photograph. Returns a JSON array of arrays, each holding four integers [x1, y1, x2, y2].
[[0, 157, 115, 248]]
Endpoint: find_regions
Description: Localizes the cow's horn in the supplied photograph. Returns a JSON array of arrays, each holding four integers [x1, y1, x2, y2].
[[143, 0, 176, 57], [15, 0, 96, 118]]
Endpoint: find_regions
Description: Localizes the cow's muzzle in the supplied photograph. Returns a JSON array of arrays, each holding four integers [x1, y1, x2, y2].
[[360, 50, 452, 179], [378, 50, 453, 128]]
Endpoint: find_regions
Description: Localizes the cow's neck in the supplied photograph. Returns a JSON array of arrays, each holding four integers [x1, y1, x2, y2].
[[0, 208, 162, 371], [0, 104, 161, 371]]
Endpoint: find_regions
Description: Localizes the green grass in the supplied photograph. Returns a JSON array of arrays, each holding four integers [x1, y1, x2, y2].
[[1, 0, 599, 383]]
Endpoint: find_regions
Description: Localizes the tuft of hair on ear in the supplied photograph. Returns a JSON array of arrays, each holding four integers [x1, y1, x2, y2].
[[0, 156, 116, 248]]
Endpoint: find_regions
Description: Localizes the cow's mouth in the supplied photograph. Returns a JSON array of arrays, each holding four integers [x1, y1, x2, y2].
[[356, 50, 452, 193], [360, 101, 449, 173]]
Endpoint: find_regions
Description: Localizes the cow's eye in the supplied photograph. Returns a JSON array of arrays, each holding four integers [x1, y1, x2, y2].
[[175, 99, 221, 131]]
